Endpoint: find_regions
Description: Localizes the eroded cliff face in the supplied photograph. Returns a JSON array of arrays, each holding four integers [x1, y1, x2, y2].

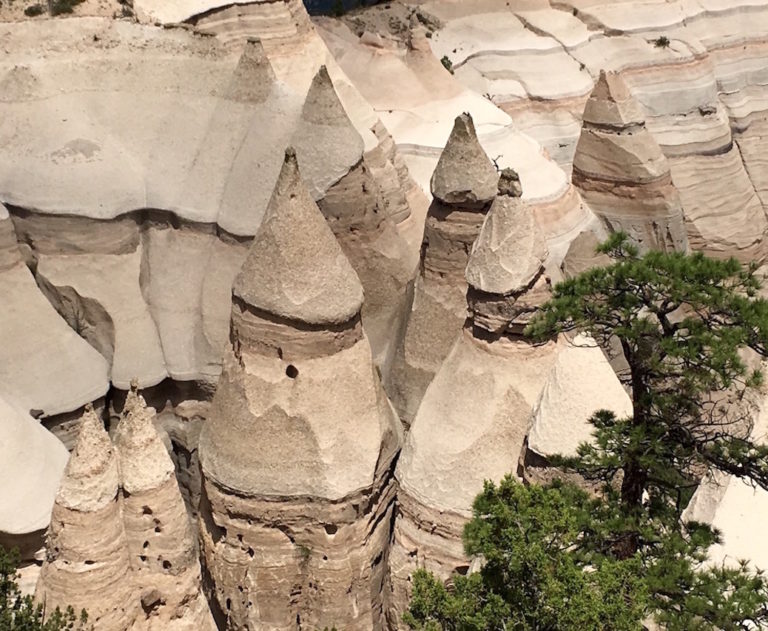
[[197, 150, 401, 630], [5, 1, 768, 628]]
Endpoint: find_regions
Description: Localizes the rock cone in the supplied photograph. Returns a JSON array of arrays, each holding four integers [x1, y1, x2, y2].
[[199, 148, 401, 630], [389, 113, 500, 426], [36, 407, 138, 631], [388, 177, 556, 623], [116, 385, 215, 631], [573, 70, 688, 253]]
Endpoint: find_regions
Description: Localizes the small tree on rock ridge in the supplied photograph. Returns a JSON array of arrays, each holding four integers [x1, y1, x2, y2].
[[405, 233, 768, 629]]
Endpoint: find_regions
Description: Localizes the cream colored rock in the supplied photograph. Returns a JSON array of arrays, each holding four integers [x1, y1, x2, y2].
[[0, 396, 68, 543], [527, 335, 633, 460], [294, 66, 415, 375], [37, 407, 138, 631], [233, 148, 363, 326], [573, 70, 688, 253], [0, 204, 21, 272], [466, 179, 547, 296], [389, 182, 557, 622], [116, 386, 215, 631], [389, 113, 499, 425], [199, 150, 401, 629]]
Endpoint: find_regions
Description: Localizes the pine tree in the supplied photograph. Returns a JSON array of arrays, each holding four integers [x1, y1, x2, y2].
[[406, 234, 768, 629], [0, 546, 88, 631]]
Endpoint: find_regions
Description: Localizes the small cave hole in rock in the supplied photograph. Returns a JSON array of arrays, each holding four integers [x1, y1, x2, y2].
[[248, 547, 255, 558], [162, 560, 172, 570], [155, 526, 162, 533], [455, 565, 470, 576], [226, 598, 232, 611], [237, 534, 243, 543], [143, 541, 149, 549], [322, 555, 328, 561], [140, 555, 147, 563], [286, 364, 299, 379], [142, 506, 152, 515], [324, 524, 338, 536], [84, 560, 94, 566]]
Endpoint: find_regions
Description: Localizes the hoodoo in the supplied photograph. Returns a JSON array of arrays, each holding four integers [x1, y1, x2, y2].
[[116, 385, 215, 631], [388, 170, 557, 623], [572, 70, 688, 253], [36, 407, 138, 631], [389, 112, 500, 426], [293, 66, 413, 375], [198, 148, 402, 630]]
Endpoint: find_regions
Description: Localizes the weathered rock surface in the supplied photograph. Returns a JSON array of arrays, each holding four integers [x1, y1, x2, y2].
[[198, 149, 401, 630], [527, 334, 633, 461], [388, 113, 499, 426], [116, 386, 215, 631], [37, 407, 138, 631], [0, 396, 68, 558], [388, 178, 557, 623], [573, 70, 688, 253]]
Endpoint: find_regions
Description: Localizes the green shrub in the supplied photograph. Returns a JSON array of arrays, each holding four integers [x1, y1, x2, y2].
[[24, 4, 45, 16]]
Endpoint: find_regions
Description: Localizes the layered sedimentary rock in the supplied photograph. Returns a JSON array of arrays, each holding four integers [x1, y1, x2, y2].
[[198, 149, 401, 630], [0, 395, 68, 559], [388, 174, 557, 623], [116, 385, 215, 631], [388, 113, 499, 425], [293, 65, 413, 374], [573, 70, 688, 253], [36, 407, 138, 630]]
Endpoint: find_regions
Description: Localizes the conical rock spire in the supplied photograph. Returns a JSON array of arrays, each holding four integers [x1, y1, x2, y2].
[[115, 383, 174, 495], [56, 405, 119, 512], [293, 65, 365, 200], [233, 147, 364, 325], [582, 70, 645, 129], [225, 37, 277, 103], [430, 113, 499, 206], [466, 172, 547, 296]]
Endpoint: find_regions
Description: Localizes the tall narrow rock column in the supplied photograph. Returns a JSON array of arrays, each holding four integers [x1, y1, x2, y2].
[[389, 113, 500, 426], [198, 148, 402, 630], [115, 385, 215, 631], [388, 171, 557, 624], [36, 407, 138, 631], [572, 70, 688, 253]]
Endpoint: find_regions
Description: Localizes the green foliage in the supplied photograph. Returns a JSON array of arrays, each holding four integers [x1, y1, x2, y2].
[[440, 56, 454, 74], [0, 546, 88, 631], [407, 235, 768, 629], [654, 35, 671, 48], [24, 4, 44, 16], [405, 478, 647, 630]]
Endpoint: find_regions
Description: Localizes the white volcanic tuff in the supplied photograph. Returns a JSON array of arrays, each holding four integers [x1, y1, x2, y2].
[[198, 153, 400, 630], [527, 335, 633, 459], [116, 389, 217, 631], [0, 19, 313, 235], [37, 408, 139, 631], [0, 396, 68, 535], [57, 407, 119, 513], [315, 19, 598, 261], [37, 249, 167, 390], [397, 333, 557, 514], [0, 262, 109, 416], [573, 70, 689, 253]]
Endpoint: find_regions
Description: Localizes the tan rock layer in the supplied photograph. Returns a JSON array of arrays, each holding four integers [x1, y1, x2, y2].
[[230, 297, 364, 361], [199, 471, 397, 631], [387, 489, 468, 630]]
